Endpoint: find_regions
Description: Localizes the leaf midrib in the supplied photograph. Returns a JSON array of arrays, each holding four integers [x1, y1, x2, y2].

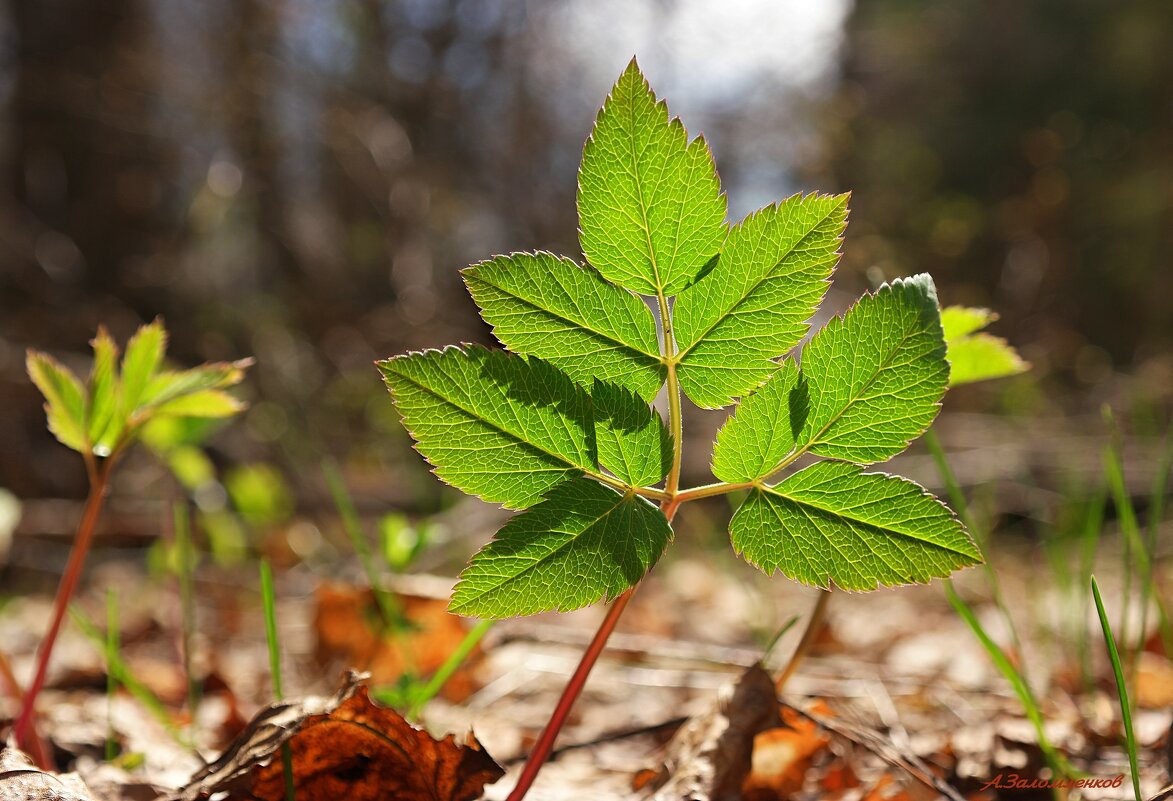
[[626, 79, 664, 294], [386, 363, 591, 475], [765, 483, 970, 555], [676, 200, 842, 363], [468, 271, 661, 365]]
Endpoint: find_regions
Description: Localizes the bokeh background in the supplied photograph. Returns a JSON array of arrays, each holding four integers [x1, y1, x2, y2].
[[2, 0, 1170, 565]]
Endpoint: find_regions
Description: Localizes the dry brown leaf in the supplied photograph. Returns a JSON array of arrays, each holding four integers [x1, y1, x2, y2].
[[637, 664, 778, 801], [741, 701, 833, 800], [314, 583, 480, 701], [166, 671, 503, 801], [1136, 653, 1173, 709], [0, 744, 99, 801]]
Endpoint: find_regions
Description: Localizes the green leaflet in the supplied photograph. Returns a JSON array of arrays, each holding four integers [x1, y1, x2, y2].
[[577, 59, 726, 296], [730, 461, 980, 590], [120, 319, 166, 413], [711, 359, 806, 483], [940, 305, 1028, 387], [378, 346, 596, 510], [675, 194, 848, 409], [27, 351, 87, 453], [940, 306, 997, 340], [87, 328, 120, 450], [450, 478, 672, 617], [593, 380, 671, 488], [797, 275, 948, 463], [464, 252, 665, 400]]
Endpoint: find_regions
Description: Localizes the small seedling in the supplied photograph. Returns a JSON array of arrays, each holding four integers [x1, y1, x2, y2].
[[16, 319, 249, 761], [379, 59, 983, 798]]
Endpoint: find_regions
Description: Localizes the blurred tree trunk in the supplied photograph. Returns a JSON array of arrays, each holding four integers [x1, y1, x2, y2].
[[5, 0, 174, 338]]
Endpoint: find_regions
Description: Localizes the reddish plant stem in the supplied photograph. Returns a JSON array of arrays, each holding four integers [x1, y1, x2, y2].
[[505, 499, 682, 801], [13, 459, 112, 763]]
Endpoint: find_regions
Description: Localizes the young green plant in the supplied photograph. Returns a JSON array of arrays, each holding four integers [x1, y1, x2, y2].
[[379, 59, 982, 800], [17, 320, 249, 762]]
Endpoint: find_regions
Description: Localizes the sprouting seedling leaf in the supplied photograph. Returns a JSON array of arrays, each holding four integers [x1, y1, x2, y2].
[[940, 306, 1029, 387], [27, 351, 87, 453], [577, 58, 726, 296], [27, 319, 250, 461]]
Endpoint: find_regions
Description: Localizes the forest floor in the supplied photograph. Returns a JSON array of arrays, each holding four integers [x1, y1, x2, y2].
[[1, 412, 1171, 800]]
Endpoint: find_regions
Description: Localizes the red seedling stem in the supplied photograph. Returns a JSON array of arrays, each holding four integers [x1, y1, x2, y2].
[[505, 498, 682, 801], [13, 458, 113, 764]]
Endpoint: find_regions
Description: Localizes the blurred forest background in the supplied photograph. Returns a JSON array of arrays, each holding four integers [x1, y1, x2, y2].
[[1, 0, 1170, 562]]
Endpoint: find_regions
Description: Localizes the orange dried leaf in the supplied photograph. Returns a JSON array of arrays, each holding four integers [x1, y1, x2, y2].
[[167, 672, 503, 801], [314, 583, 480, 701], [742, 702, 832, 799]]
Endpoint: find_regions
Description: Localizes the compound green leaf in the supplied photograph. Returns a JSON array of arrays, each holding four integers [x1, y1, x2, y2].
[[450, 477, 671, 617], [940, 306, 997, 340], [379, 346, 596, 509], [87, 328, 121, 452], [674, 194, 848, 408], [577, 59, 726, 296], [120, 319, 166, 413], [796, 274, 948, 463], [946, 334, 1029, 386], [593, 380, 671, 488], [27, 351, 87, 453], [711, 359, 807, 483], [729, 461, 980, 590], [464, 252, 664, 400], [940, 305, 1028, 387]]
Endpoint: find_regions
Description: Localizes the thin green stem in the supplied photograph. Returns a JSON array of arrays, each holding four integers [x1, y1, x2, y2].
[[658, 291, 683, 497], [407, 618, 495, 721], [174, 501, 201, 732], [260, 560, 296, 801], [105, 589, 119, 762], [14, 457, 114, 762], [323, 460, 408, 634], [676, 480, 753, 503], [774, 589, 831, 693], [923, 430, 1028, 670]]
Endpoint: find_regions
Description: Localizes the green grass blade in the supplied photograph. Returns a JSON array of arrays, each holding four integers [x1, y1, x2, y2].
[[1148, 430, 1173, 656], [70, 605, 188, 747], [1091, 576, 1143, 801], [259, 560, 295, 801], [322, 460, 406, 634], [944, 584, 1072, 779], [1078, 482, 1108, 693], [260, 559, 284, 700], [174, 502, 201, 732]]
